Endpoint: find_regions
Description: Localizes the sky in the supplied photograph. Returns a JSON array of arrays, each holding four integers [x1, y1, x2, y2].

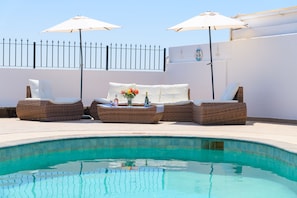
[[1, 0, 296, 49]]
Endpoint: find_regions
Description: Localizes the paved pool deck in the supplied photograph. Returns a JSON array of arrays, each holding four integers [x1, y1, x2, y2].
[[1, 118, 297, 153]]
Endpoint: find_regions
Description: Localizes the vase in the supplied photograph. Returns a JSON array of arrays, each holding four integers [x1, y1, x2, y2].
[[127, 97, 133, 106]]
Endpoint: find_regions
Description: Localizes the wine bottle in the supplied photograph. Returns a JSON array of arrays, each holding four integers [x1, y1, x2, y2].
[[144, 92, 150, 107]]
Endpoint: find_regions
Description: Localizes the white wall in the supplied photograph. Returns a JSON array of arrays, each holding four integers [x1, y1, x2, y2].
[[167, 33, 297, 121], [230, 34, 297, 120]]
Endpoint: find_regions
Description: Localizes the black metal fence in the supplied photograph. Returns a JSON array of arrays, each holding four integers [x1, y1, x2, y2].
[[0, 38, 166, 71]]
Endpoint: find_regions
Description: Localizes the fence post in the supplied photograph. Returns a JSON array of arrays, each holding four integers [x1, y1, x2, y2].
[[33, 42, 36, 69], [163, 48, 166, 72], [106, 45, 109, 70]]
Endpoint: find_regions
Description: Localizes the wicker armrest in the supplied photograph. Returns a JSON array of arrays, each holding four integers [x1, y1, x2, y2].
[[89, 100, 110, 120]]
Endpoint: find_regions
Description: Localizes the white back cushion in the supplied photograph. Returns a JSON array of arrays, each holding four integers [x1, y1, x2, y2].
[[28, 79, 54, 99], [159, 84, 189, 103], [220, 82, 239, 101], [134, 84, 161, 103], [28, 79, 40, 98], [107, 82, 136, 103]]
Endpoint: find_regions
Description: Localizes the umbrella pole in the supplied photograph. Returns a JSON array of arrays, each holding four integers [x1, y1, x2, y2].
[[79, 29, 83, 100], [208, 26, 215, 99], [79, 30, 93, 119]]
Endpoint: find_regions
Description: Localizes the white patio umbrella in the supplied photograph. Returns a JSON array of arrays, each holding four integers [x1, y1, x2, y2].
[[168, 11, 246, 99], [43, 15, 120, 99]]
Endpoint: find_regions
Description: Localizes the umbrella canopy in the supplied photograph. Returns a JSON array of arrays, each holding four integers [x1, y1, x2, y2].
[[43, 16, 121, 33], [43, 16, 120, 99], [168, 11, 246, 99]]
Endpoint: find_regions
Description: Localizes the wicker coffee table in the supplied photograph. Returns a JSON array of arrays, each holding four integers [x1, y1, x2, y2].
[[97, 104, 164, 123]]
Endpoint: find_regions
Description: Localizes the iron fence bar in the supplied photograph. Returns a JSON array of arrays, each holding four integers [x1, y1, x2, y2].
[[119, 44, 122, 69], [124, 44, 127, 68], [57, 41, 59, 67], [89, 42, 92, 68], [68, 41, 70, 68], [148, 46, 150, 69], [106, 45, 109, 70], [156, 46, 161, 69], [109, 43, 113, 69], [114, 43, 117, 68], [153, 45, 156, 70], [99, 43, 102, 68], [144, 45, 147, 69], [134, 44, 137, 69], [62, 41, 64, 67], [139, 45, 142, 69], [20, 39, 23, 67], [14, 39, 17, 66], [94, 42, 97, 68], [45, 40, 48, 67], [51, 40, 54, 68], [73, 42, 76, 68], [99, 42, 103, 69], [26, 40, 29, 67], [40, 40, 42, 67], [100, 43, 103, 69], [2, 39, 4, 66], [158, 46, 161, 70], [163, 48, 166, 72], [8, 39, 11, 66], [129, 44, 132, 69], [83, 42, 86, 69], [33, 42, 36, 69]]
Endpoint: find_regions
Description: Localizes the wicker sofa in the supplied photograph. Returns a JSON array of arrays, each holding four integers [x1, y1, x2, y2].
[[16, 79, 84, 121], [89, 82, 192, 122], [192, 84, 247, 125]]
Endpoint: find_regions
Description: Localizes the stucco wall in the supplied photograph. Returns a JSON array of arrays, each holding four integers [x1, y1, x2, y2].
[[230, 34, 297, 120], [167, 34, 297, 121]]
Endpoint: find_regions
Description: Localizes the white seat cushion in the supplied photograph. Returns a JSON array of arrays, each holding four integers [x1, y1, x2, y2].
[[52, 98, 81, 104], [193, 99, 238, 106], [25, 97, 81, 104], [156, 100, 192, 106], [94, 98, 111, 104]]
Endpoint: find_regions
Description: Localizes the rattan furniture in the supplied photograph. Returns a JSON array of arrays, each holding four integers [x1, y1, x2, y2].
[[90, 82, 192, 121], [16, 86, 84, 121], [192, 87, 247, 125], [97, 104, 164, 123]]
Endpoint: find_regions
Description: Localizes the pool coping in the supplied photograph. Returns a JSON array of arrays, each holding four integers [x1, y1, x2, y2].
[[0, 118, 297, 154]]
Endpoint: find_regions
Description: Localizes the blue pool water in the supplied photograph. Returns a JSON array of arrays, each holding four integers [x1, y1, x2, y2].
[[0, 137, 296, 197]]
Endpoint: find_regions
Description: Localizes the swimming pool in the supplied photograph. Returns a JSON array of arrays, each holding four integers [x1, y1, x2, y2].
[[0, 137, 297, 197]]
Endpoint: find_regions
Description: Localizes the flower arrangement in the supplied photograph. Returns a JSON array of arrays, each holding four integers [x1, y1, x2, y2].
[[121, 88, 139, 99]]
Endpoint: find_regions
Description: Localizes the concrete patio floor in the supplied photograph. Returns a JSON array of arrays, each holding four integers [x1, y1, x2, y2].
[[1, 118, 297, 154]]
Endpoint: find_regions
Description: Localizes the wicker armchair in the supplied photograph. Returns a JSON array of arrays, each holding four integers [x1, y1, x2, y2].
[[16, 85, 83, 121], [193, 87, 247, 125]]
